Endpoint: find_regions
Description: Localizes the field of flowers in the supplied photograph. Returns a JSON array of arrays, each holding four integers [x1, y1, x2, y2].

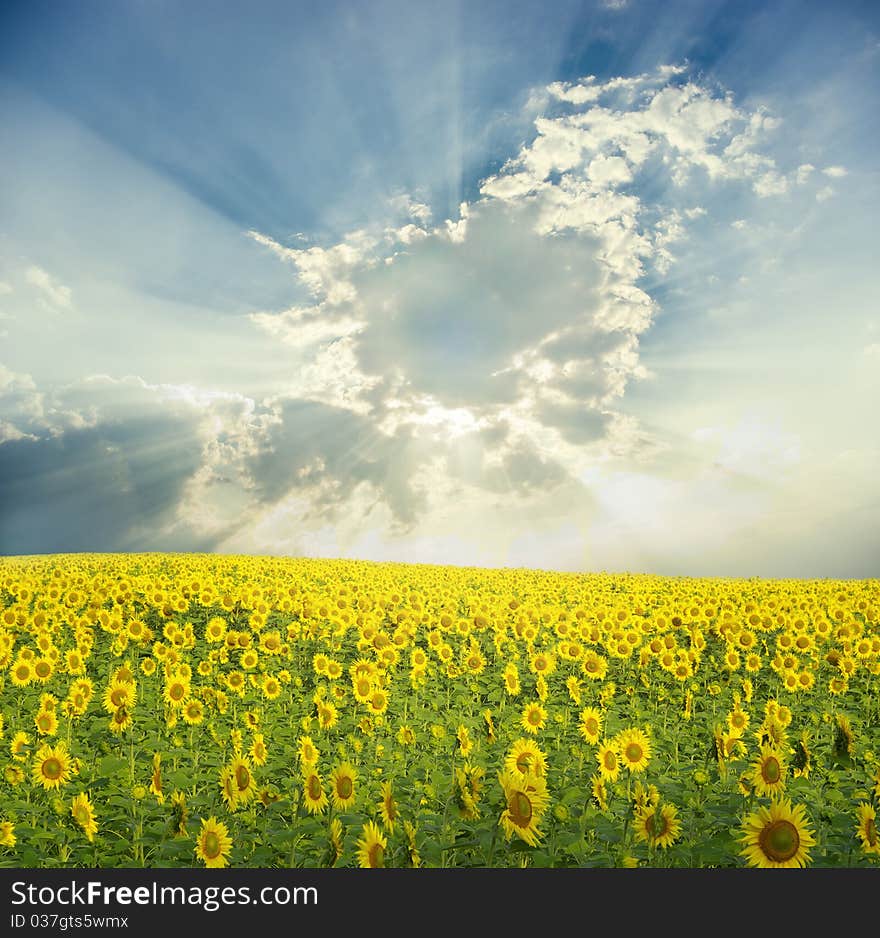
[[0, 553, 877, 868]]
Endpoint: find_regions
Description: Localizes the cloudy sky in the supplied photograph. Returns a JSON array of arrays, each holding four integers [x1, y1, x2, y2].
[[1, 0, 878, 576]]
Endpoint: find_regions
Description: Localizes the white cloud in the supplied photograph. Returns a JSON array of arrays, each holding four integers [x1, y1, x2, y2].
[[0, 282, 12, 296], [24, 265, 72, 309], [822, 165, 848, 177], [816, 186, 835, 202]]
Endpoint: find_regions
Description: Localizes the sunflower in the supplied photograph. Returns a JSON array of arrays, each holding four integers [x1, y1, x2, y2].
[[163, 677, 190, 709], [727, 705, 750, 735], [616, 728, 651, 774], [330, 763, 357, 810], [329, 817, 344, 866], [103, 680, 136, 714], [581, 650, 608, 681], [855, 803, 880, 856], [9, 659, 33, 687], [0, 821, 15, 848], [396, 724, 416, 746], [32, 742, 72, 790], [834, 713, 854, 759], [590, 773, 608, 811], [596, 740, 621, 782], [250, 733, 268, 767], [352, 674, 374, 703], [71, 792, 98, 842], [108, 707, 133, 735], [226, 754, 254, 803], [520, 701, 547, 735], [356, 821, 387, 868], [367, 689, 389, 716], [455, 763, 484, 820], [634, 802, 682, 850], [378, 781, 398, 833], [261, 675, 282, 700], [219, 766, 238, 811], [505, 738, 548, 778], [34, 708, 58, 737], [751, 745, 787, 798], [498, 769, 549, 847], [150, 752, 164, 803], [578, 707, 603, 745], [298, 735, 319, 767], [317, 702, 339, 731], [195, 817, 233, 869], [503, 662, 521, 696], [740, 798, 815, 869], [301, 767, 328, 815]]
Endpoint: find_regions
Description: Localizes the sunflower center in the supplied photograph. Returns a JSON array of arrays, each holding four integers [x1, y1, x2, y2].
[[516, 754, 532, 774], [762, 757, 781, 784], [111, 690, 126, 706], [170, 684, 184, 701], [236, 765, 250, 790], [759, 819, 800, 861], [585, 718, 598, 736], [625, 743, 643, 764], [308, 776, 322, 800], [604, 751, 617, 770], [528, 710, 541, 726], [42, 757, 62, 780], [337, 777, 353, 799], [866, 819, 878, 847], [15, 665, 29, 680], [74, 805, 89, 823], [509, 791, 533, 827], [203, 832, 221, 859]]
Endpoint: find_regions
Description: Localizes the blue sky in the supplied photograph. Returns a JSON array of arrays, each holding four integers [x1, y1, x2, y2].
[[1, 0, 878, 575]]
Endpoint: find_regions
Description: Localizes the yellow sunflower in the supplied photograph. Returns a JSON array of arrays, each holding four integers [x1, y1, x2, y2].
[[150, 752, 164, 803], [751, 745, 787, 798], [228, 755, 256, 806], [356, 821, 386, 868], [520, 701, 547, 735], [633, 802, 682, 850], [378, 781, 398, 834], [855, 803, 880, 856], [740, 798, 815, 869], [498, 769, 549, 847], [616, 728, 651, 773], [301, 767, 329, 815], [0, 821, 15, 848], [32, 741, 72, 790], [298, 735, 319, 767], [330, 763, 357, 810], [596, 740, 621, 782], [71, 792, 98, 842], [194, 816, 233, 869], [505, 738, 548, 778]]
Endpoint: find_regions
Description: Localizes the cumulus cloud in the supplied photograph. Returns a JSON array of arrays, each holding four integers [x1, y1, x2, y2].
[[246, 63, 819, 522], [2, 64, 846, 567], [24, 265, 72, 309]]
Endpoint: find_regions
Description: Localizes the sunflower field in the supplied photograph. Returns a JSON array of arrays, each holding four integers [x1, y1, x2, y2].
[[0, 553, 878, 869]]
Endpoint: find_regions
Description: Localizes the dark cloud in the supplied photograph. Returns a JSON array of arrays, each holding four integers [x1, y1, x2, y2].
[[0, 415, 206, 554], [351, 200, 604, 410], [248, 398, 428, 526]]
